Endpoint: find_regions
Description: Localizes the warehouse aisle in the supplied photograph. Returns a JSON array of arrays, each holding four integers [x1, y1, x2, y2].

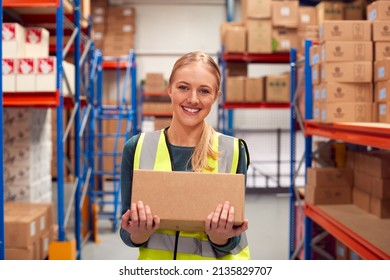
[[80, 193, 290, 260]]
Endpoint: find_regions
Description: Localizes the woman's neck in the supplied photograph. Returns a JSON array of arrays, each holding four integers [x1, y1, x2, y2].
[[167, 122, 205, 147]]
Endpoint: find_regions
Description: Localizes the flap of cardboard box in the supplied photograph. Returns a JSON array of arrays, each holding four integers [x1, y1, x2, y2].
[[131, 170, 245, 232]]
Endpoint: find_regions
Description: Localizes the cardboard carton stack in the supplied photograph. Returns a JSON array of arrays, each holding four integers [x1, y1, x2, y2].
[[91, 0, 109, 50], [311, 20, 373, 123], [103, 5, 136, 56], [297, 6, 319, 55], [352, 150, 390, 219], [2, 22, 75, 95], [271, 0, 299, 53], [3, 108, 52, 203], [305, 167, 353, 205], [142, 73, 172, 131], [4, 202, 55, 260], [368, 1, 390, 123]]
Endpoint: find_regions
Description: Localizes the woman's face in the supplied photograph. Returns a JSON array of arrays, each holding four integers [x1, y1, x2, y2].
[[168, 62, 219, 128]]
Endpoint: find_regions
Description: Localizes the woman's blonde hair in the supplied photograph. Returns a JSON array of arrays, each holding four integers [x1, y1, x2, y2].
[[169, 51, 221, 172]]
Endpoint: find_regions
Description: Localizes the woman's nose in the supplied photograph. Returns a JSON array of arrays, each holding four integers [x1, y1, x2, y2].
[[187, 90, 199, 103]]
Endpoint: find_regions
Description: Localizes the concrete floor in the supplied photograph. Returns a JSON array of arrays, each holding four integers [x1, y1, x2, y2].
[[80, 192, 290, 260]]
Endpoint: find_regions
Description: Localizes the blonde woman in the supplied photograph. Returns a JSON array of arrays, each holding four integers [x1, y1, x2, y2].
[[120, 51, 250, 260]]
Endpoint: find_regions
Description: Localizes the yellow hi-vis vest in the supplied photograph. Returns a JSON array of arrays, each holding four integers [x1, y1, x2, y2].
[[133, 128, 250, 260]]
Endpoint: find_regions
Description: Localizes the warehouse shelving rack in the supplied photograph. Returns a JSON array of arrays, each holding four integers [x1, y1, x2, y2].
[[289, 40, 390, 260], [0, 0, 94, 260], [90, 52, 137, 233], [219, 51, 291, 194]]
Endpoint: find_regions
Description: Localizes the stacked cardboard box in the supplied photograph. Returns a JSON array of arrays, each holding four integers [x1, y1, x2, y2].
[[312, 20, 373, 123], [265, 72, 290, 102], [4, 202, 55, 260], [2, 22, 75, 95], [4, 108, 52, 203], [142, 73, 172, 131], [91, 0, 109, 50], [305, 167, 353, 205], [368, 1, 390, 123], [103, 5, 136, 56], [352, 151, 390, 218], [297, 6, 319, 55]]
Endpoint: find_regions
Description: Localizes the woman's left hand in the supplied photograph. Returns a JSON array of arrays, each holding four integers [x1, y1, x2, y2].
[[205, 201, 249, 246]]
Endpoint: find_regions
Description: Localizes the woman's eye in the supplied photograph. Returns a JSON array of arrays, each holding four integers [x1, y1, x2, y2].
[[199, 89, 210, 95], [178, 85, 188, 91]]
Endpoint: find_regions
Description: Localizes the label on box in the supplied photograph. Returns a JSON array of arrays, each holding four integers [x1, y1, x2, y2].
[[321, 109, 326, 121], [378, 66, 385, 79], [379, 103, 387, 115], [2, 59, 14, 74], [30, 221, 36, 237], [312, 54, 319, 65], [321, 88, 326, 99], [280, 7, 291, 16], [301, 14, 310, 23], [43, 237, 49, 253], [94, 7, 104, 15], [380, 88, 387, 100], [40, 216, 46, 231], [93, 16, 104, 24], [26, 28, 43, 44], [18, 59, 34, 74], [314, 107, 319, 118], [369, 10, 377, 21], [314, 88, 320, 100], [122, 24, 133, 33], [2, 23, 15, 40], [123, 8, 134, 16], [37, 58, 54, 74]]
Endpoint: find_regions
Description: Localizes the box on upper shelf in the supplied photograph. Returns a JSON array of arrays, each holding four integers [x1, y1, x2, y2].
[[2, 23, 26, 58]]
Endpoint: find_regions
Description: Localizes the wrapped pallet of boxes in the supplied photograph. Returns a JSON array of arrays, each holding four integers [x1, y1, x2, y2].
[[305, 167, 353, 205]]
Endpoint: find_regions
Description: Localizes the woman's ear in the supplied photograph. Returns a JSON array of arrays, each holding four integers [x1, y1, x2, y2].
[[167, 84, 172, 99]]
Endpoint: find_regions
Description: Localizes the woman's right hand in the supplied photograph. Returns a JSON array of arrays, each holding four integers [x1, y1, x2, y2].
[[121, 201, 160, 244]]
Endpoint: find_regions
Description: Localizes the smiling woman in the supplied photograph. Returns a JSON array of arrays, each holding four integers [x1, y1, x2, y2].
[[120, 51, 251, 260]]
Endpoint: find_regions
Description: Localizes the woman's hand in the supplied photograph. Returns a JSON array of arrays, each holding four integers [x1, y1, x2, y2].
[[121, 201, 160, 244], [205, 201, 249, 246]]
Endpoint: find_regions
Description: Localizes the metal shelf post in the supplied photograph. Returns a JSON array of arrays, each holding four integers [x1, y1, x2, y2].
[[289, 48, 297, 259], [0, 0, 4, 261], [303, 39, 313, 260]]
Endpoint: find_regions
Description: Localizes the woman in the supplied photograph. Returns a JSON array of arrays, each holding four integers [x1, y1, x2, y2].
[[120, 51, 250, 260]]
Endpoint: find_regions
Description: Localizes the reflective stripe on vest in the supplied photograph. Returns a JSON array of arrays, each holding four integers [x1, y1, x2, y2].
[[133, 129, 250, 260]]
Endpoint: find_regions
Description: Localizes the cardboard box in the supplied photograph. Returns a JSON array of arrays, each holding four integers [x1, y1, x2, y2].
[[226, 62, 248, 77], [25, 28, 50, 57], [225, 77, 245, 102], [364, 152, 390, 178], [321, 41, 373, 62], [354, 171, 372, 194], [373, 21, 390, 42], [320, 82, 373, 103], [246, 19, 272, 53], [223, 24, 246, 53], [319, 21, 371, 43], [245, 77, 264, 102], [374, 42, 390, 61], [5, 241, 39, 260], [2, 58, 16, 92], [367, 1, 390, 21], [370, 196, 390, 218], [2, 23, 26, 58], [131, 170, 245, 232], [372, 176, 390, 199], [271, 1, 299, 28], [298, 6, 317, 30], [265, 73, 290, 102], [322, 62, 372, 83], [246, 0, 271, 19], [316, 2, 344, 25], [16, 58, 36, 92], [344, 0, 365, 20], [313, 84, 321, 102], [374, 58, 390, 82], [307, 167, 353, 188], [353, 188, 370, 212], [320, 102, 373, 123], [271, 28, 298, 52], [305, 184, 352, 205], [378, 102, 390, 123]]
